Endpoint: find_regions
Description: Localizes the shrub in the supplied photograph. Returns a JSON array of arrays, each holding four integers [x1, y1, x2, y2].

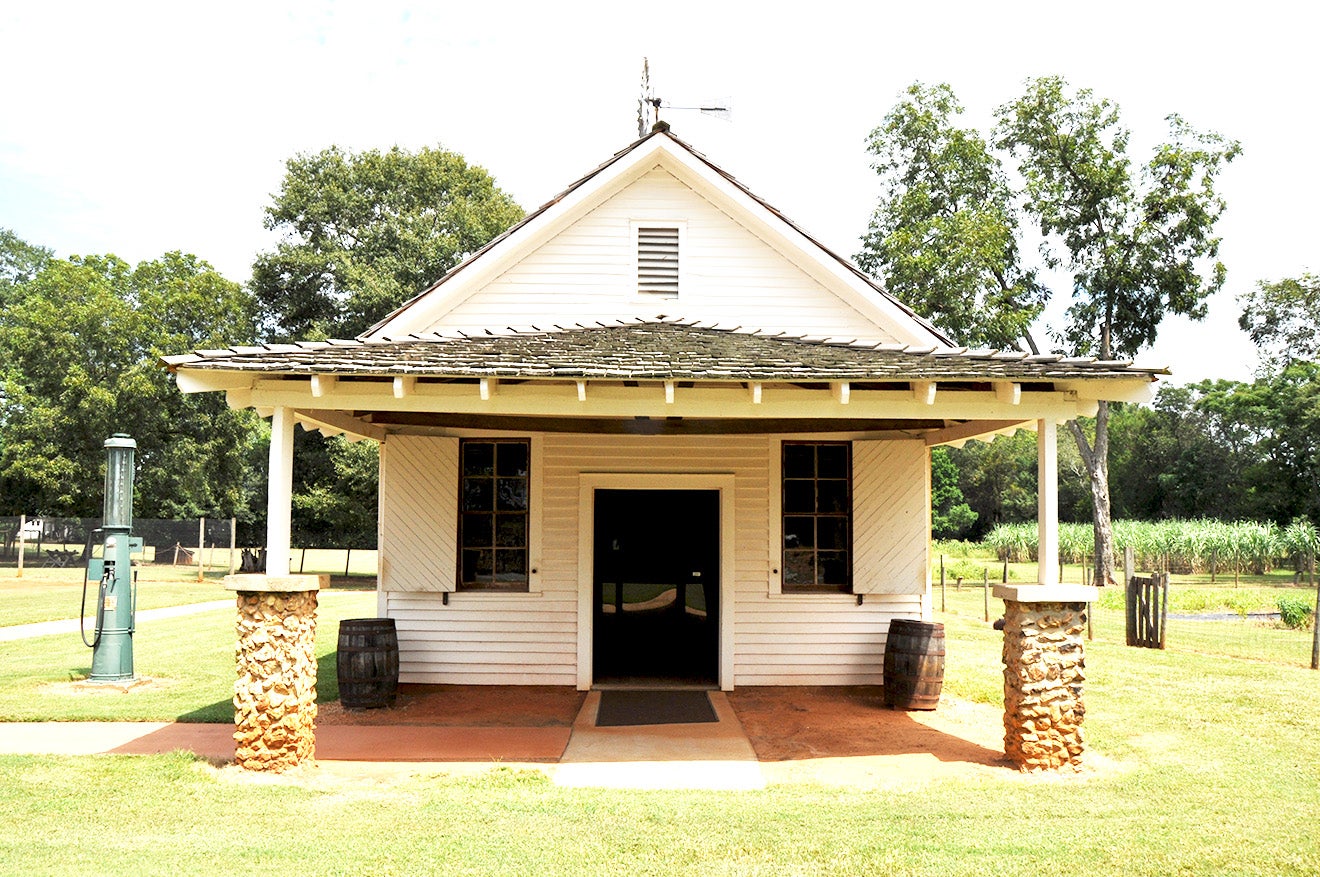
[[1276, 595, 1314, 630]]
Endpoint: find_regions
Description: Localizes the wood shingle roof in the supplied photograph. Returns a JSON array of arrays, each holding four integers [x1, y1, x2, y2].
[[164, 318, 1165, 383]]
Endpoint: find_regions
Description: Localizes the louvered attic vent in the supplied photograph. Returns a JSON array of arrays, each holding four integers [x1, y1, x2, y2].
[[637, 226, 680, 297]]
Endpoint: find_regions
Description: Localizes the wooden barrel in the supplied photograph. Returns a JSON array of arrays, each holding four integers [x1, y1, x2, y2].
[[883, 619, 945, 710], [337, 618, 399, 709]]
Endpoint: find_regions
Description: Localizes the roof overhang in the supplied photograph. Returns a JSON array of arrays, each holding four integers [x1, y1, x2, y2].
[[164, 320, 1161, 446]]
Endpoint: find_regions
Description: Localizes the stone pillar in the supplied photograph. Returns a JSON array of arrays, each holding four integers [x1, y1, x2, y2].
[[225, 573, 327, 772], [994, 584, 1097, 772]]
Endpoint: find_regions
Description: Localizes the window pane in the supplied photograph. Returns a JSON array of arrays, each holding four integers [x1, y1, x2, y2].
[[817, 444, 848, 479], [818, 516, 849, 551], [462, 549, 494, 584], [783, 444, 814, 478], [462, 478, 493, 512], [783, 550, 816, 586], [496, 513, 526, 547], [496, 442, 529, 477], [818, 480, 849, 514], [818, 551, 850, 586], [463, 442, 494, 477], [783, 516, 814, 549], [462, 513, 492, 549], [783, 480, 814, 513], [496, 477, 528, 511], [496, 548, 527, 580]]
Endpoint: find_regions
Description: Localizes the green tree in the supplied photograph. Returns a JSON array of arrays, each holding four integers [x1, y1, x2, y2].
[[0, 252, 259, 519], [946, 431, 1038, 538], [994, 76, 1240, 585], [0, 229, 51, 307], [930, 447, 977, 538], [252, 144, 524, 340], [857, 84, 1048, 350], [1238, 273, 1320, 370]]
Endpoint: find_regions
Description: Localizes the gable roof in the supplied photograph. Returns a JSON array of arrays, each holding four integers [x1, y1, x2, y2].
[[166, 317, 1163, 384], [361, 126, 955, 348]]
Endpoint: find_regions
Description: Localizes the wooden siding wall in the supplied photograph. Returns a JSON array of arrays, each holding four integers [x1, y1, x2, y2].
[[382, 434, 927, 686], [426, 168, 901, 342]]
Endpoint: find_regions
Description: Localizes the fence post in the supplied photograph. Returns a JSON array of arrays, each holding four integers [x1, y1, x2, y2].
[[1159, 572, 1170, 650], [939, 556, 946, 613], [344, 546, 352, 578], [1210, 547, 1217, 584], [229, 517, 237, 575], [983, 567, 989, 622], [197, 517, 206, 582], [1310, 554, 1318, 671], [16, 515, 25, 579]]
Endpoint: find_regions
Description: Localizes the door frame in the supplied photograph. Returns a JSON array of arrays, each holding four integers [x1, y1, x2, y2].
[[577, 472, 736, 691]]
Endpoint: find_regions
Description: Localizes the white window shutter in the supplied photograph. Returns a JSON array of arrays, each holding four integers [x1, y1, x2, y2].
[[380, 435, 459, 592], [852, 440, 930, 595]]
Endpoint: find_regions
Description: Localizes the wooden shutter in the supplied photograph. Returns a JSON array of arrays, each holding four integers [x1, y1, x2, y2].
[[380, 435, 459, 592], [852, 440, 929, 595]]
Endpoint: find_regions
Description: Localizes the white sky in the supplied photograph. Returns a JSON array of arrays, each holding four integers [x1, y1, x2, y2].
[[2, 1, 1315, 384]]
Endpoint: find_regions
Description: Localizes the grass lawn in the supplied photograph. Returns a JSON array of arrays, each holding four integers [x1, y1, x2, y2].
[[1, 566, 377, 628], [0, 590, 376, 722], [0, 581, 1318, 874]]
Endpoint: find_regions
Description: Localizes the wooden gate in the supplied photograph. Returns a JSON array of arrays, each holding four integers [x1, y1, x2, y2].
[[1126, 572, 1169, 649]]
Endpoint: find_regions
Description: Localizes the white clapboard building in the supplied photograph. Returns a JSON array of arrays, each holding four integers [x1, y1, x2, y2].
[[166, 126, 1159, 691]]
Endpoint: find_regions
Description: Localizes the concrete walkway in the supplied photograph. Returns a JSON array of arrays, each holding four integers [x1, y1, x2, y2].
[[0, 600, 233, 642], [555, 691, 764, 790]]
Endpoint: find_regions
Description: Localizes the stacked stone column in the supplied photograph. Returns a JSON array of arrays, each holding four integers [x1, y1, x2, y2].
[[1000, 599, 1088, 770], [224, 574, 327, 772]]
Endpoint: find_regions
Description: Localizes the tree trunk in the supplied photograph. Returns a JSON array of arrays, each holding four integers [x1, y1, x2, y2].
[[1068, 402, 1117, 587]]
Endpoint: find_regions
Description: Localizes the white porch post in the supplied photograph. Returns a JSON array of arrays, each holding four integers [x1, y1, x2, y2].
[[1037, 418, 1059, 587], [266, 406, 295, 576]]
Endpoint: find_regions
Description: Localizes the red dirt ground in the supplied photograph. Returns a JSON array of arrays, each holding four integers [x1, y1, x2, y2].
[[317, 683, 587, 727], [319, 684, 1014, 772]]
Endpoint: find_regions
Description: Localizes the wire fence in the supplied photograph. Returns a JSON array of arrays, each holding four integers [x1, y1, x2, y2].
[[0, 516, 238, 571], [0, 515, 380, 579]]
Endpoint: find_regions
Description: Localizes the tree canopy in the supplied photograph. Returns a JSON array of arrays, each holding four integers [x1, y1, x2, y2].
[[0, 249, 260, 518], [994, 76, 1241, 361], [251, 144, 524, 340], [1238, 273, 1320, 371], [0, 228, 52, 309], [856, 84, 1047, 350]]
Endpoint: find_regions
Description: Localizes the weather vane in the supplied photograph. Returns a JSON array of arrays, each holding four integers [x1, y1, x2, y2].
[[637, 58, 732, 138]]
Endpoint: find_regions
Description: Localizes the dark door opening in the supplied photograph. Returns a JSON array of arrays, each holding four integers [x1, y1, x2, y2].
[[593, 489, 719, 685]]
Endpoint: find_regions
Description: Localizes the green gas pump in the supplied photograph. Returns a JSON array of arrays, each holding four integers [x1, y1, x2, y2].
[[82, 435, 143, 682]]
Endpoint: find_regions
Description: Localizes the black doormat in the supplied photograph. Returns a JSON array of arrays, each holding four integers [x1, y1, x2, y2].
[[595, 689, 718, 727]]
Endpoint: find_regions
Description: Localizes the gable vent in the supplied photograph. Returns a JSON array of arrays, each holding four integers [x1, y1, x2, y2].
[[637, 226, 680, 297]]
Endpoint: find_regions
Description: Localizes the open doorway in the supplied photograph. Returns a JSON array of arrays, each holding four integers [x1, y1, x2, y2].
[[592, 489, 719, 685]]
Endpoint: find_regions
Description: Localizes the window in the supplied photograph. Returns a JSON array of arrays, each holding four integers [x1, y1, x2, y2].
[[781, 441, 852, 592], [636, 225, 680, 297], [459, 439, 530, 591]]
